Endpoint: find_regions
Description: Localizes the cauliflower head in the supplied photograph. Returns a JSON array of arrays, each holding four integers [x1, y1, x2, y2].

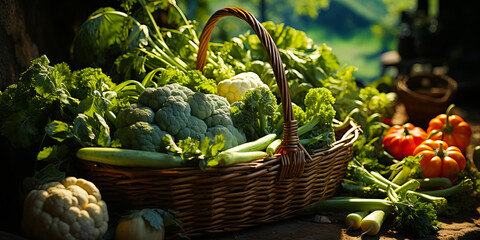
[[22, 177, 108, 240], [115, 83, 246, 151], [217, 72, 268, 103]]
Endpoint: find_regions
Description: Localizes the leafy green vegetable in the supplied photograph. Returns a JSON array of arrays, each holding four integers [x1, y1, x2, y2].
[[155, 66, 217, 94], [390, 190, 440, 237], [162, 134, 225, 170], [331, 160, 443, 237], [0, 55, 132, 187], [389, 155, 424, 185], [72, 0, 200, 82], [231, 87, 278, 141], [297, 87, 336, 151]]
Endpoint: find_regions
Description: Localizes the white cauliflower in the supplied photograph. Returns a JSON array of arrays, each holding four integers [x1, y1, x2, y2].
[[22, 177, 109, 240], [217, 72, 268, 103]]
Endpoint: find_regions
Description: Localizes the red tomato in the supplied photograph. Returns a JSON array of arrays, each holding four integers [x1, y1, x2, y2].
[[382, 123, 428, 160]]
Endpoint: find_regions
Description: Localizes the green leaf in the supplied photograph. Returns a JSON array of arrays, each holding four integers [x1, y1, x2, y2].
[[93, 112, 111, 147], [71, 8, 132, 68], [35, 144, 70, 163], [74, 114, 96, 144], [210, 135, 225, 157], [37, 146, 54, 161], [122, 208, 182, 230], [127, 25, 149, 49], [45, 120, 74, 142], [141, 209, 164, 230], [317, 44, 340, 72]]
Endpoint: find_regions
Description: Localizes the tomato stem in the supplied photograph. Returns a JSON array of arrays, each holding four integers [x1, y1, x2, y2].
[[403, 125, 411, 136], [436, 142, 446, 158], [442, 104, 455, 134]]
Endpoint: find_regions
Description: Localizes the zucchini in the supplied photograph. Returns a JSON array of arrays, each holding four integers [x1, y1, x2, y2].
[[417, 177, 452, 189], [223, 133, 277, 153], [266, 139, 282, 155], [217, 151, 268, 166], [76, 147, 184, 168]]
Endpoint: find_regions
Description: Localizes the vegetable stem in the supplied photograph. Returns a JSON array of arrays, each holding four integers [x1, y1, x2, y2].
[[360, 210, 387, 236], [392, 166, 411, 185], [419, 179, 472, 197], [266, 139, 282, 156], [224, 133, 276, 153], [217, 151, 268, 166], [345, 211, 368, 231], [303, 197, 392, 213], [76, 147, 184, 168], [417, 178, 452, 189]]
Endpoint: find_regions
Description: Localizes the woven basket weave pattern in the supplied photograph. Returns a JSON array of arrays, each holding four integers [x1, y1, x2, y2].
[[79, 7, 360, 236]]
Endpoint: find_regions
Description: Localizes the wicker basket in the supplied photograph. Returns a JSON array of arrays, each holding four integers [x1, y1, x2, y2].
[[396, 73, 457, 125], [79, 7, 360, 236]]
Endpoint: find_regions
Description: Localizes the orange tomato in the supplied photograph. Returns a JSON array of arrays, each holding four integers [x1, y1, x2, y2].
[[427, 105, 472, 153], [382, 123, 428, 159], [413, 139, 466, 181]]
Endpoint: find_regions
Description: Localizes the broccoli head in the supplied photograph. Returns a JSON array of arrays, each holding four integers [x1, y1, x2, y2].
[[175, 116, 208, 140], [206, 125, 246, 150], [115, 83, 245, 151], [114, 121, 168, 152], [231, 86, 278, 141], [155, 95, 191, 136], [298, 87, 337, 151], [116, 103, 155, 128], [187, 92, 214, 120], [138, 84, 193, 111]]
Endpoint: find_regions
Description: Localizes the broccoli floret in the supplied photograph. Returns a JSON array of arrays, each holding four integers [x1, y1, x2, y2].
[[231, 87, 278, 141], [297, 87, 336, 151], [138, 87, 170, 111], [114, 121, 168, 152], [292, 103, 307, 126], [205, 107, 233, 127], [206, 125, 246, 150], [204, 94, 234, 127], [208, 93, 231, 113], [176, 116, 208, 140], [138, 84, 193, 111], [115, 103, 155, 128], [155, 95, 191, 136], [187, 92, 214, 120]]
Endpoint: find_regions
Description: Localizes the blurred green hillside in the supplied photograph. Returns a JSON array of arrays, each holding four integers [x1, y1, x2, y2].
[[182, 0, 416, 83]]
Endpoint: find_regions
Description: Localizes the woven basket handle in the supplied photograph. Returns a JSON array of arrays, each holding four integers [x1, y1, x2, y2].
[[196, 7, 309, 178]]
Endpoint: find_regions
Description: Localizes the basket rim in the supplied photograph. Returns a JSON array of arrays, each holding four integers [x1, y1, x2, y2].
[[79, 120, 361, 174], [396, 73, 458, 103]]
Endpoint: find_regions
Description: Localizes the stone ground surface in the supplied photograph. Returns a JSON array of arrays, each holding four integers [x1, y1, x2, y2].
[[198, 102, 480, 240]]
